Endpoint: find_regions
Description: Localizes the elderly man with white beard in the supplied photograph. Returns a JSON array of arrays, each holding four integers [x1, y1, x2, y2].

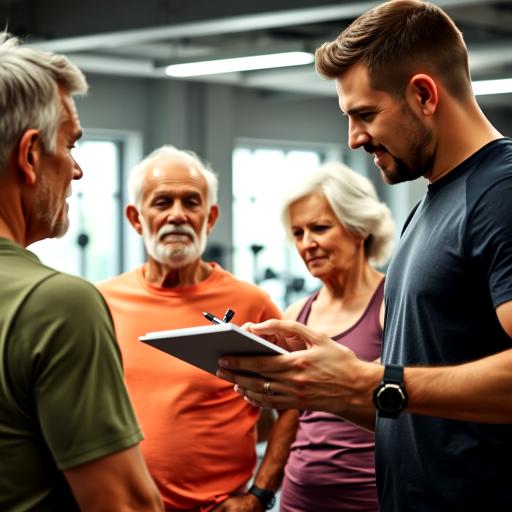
[[98, 145, 296, 512]]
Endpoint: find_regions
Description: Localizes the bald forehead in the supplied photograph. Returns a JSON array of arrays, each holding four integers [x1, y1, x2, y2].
[[140, 158, 208, 200]]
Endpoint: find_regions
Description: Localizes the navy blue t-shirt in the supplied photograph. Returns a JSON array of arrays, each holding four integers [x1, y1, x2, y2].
[[377, 138, 512, 511]]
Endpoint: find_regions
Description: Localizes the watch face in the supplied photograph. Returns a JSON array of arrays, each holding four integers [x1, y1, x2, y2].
[[259, 491, 275, 510], [378, 383, 406, 412]]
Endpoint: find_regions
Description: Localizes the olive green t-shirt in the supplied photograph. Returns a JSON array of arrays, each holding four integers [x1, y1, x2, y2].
[[0, 238, 143, 511]]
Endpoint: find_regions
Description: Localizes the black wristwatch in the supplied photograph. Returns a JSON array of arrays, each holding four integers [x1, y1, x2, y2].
[[248, 484, 276, 510], [373, 364, 408, 419]]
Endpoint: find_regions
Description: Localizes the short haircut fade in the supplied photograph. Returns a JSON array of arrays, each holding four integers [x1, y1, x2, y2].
[[315, 0, 471, 100]]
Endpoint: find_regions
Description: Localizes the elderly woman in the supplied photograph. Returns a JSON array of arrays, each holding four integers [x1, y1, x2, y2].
[[278, 162, 395, 512]]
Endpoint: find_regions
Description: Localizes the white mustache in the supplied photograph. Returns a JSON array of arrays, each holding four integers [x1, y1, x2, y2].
[[157, 224, 196, 241]]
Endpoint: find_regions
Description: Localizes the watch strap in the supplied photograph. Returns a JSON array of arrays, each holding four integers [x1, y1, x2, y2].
[[248, 484, 276, 510], [383, 363, 404, 383]]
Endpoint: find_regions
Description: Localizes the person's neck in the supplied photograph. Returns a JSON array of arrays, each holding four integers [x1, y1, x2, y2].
[[319, 258, 382, 305], [0, 176, 30, 246], [426, 95, 502, 183], [0, 218, 18, 244], [143, 258, 213, 288]]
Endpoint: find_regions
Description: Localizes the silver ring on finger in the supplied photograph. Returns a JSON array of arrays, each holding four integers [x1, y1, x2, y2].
[[264, 380, 275, 396]]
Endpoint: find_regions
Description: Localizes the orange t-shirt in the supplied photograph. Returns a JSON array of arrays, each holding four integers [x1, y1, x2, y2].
[[98, 263, 281, 510]]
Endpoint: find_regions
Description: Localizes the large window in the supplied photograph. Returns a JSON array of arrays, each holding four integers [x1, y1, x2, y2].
[[232, 142, 340, 309], [28, 131, 143, 283], [29, 140, 121, 282]]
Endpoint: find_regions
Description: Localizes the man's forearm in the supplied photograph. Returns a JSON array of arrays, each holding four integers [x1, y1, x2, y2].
[[343, 348, 512, 425], [404, 347, 512, 423], [218, 319, 512, 426]]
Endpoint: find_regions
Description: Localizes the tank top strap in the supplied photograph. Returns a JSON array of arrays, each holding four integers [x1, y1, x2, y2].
[[347, 277, 385, 337], [296, 289, 320, 325], [368, 278, 385, 314]]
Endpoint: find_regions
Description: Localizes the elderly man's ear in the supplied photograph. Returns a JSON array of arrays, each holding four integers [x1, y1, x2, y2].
[[17, 129, 43, 186], [206, 204, 219, 234], [125, 204, 143, 235]]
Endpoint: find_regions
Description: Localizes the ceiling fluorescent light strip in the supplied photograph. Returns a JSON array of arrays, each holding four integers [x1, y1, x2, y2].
[[472, 78, 512, 96], [165, 51, 314, 77]]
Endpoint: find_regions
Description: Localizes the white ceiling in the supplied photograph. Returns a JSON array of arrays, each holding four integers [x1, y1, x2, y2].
[[4, 0, 512, 100]]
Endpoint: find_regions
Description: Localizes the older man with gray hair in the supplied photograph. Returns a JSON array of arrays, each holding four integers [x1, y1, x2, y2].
[[0, 32, 162, 511], [99, 145, 296, 512]]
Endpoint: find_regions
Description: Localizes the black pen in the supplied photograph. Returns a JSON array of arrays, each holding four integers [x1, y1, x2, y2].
[[203, 311, 224, 325], [222, 309, 235, 322]]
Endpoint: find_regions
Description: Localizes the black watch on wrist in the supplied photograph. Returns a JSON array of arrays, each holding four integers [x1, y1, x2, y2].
[[373, 364, 408, 419], [248, 484, 276, 510]]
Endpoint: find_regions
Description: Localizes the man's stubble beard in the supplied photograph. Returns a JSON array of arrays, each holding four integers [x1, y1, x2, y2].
[[33, 173, 70, 239], [378, 104, 435, 185]]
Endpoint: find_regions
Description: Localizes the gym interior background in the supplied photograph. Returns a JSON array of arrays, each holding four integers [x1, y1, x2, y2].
[[4, 2, 511, 509], [4, 0, 511, 305]]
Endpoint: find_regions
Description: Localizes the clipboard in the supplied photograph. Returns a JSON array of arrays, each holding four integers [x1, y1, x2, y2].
[[139, 322, 288, 376]]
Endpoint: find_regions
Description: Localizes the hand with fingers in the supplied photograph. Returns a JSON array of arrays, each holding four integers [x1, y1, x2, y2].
[[211, 494, 263, 512], [239, 319, 309, 352], [217, 319, 382, 422]]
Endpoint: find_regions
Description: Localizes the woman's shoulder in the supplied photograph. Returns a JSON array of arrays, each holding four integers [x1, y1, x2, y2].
[[283, 295, 311, 320]]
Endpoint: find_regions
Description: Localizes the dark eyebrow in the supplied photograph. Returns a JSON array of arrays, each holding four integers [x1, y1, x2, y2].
[[344, 106, 374, 117]]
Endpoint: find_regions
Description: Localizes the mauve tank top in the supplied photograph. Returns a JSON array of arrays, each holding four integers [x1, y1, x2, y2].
[[284, 280, 384, 488]]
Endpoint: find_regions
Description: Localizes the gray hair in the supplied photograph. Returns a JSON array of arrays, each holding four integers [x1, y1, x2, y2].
[[0, 32, 88, 172], [281, 162, 395, 267], [128, 145, 218, 208]]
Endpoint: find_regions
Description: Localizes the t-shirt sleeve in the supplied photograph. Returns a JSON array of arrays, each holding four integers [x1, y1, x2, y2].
[[254, 292, 283, 322], [468, 176, 512, 308], [10, 273, 143, 469]]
